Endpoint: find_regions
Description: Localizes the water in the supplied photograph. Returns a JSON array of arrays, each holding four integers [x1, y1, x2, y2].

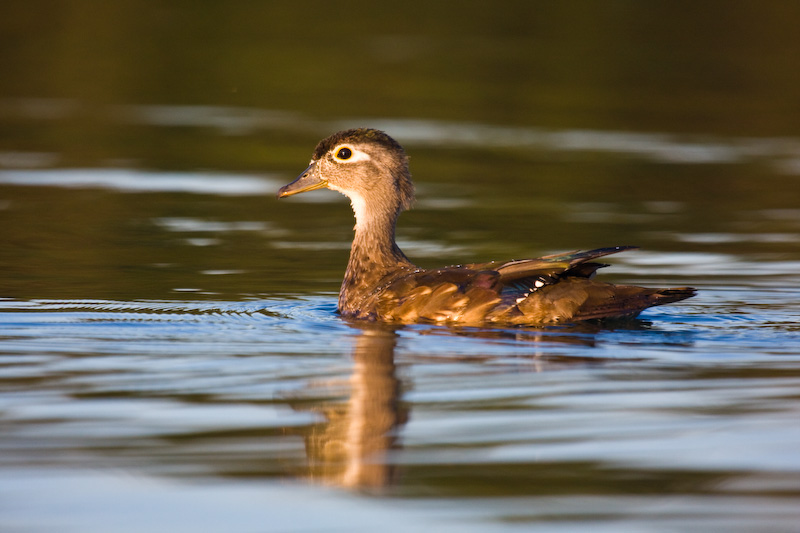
[[3, 3, 800, 531], [2, 291, 800, 531]]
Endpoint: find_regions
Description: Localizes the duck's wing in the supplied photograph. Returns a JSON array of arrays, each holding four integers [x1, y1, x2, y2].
[[468, 246, 636, 289], [467, 245, 695, 323], [368, 247, 631, 324], [363, 246, 694, 325]]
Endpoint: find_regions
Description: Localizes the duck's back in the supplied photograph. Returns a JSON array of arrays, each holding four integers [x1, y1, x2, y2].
[[340, 247, 695, 325]]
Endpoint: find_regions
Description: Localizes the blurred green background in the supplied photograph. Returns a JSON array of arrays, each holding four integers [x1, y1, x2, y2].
[[3, 1, 800, 163], [2, 1, 800, 299]]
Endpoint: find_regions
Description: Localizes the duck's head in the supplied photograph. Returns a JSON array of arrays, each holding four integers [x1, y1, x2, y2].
[[278, 128, 415, 225]]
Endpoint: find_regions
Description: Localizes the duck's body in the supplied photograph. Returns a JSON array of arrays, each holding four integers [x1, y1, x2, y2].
[[278, 128, 695, 325]]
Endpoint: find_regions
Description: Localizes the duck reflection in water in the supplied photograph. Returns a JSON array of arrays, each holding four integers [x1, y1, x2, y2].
[[303, 325, 408, 489], [295, 320, 676, 490]]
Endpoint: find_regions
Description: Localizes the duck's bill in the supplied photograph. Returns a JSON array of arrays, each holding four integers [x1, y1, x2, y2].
[[277, 162, 327, 198]]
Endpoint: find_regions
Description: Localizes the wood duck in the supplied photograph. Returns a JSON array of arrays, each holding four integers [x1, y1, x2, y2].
[[278, 128, 696, 325]]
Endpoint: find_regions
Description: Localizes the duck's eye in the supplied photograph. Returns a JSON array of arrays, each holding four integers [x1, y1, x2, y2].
[[335, 147, 352, 160]]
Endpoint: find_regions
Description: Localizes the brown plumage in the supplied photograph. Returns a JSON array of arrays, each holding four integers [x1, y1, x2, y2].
[[278, 128, 695, 325]]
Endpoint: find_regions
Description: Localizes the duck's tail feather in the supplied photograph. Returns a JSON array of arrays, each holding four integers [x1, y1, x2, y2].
[[571, 285, 697, 321]]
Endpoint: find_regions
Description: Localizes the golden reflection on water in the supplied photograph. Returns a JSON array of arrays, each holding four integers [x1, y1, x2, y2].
[[305, 326, 407, 489], [298, 322, 637, 490]]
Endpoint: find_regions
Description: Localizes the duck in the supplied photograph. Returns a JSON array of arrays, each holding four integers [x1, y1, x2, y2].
[[278, 128, 695, 325]]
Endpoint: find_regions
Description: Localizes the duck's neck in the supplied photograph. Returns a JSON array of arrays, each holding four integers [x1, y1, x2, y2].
[[339, 202, 415, 315], [350, 216, 412, 269]]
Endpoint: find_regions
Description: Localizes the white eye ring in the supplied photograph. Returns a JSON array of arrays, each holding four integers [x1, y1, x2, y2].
[[332, 145, 371, 163]]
